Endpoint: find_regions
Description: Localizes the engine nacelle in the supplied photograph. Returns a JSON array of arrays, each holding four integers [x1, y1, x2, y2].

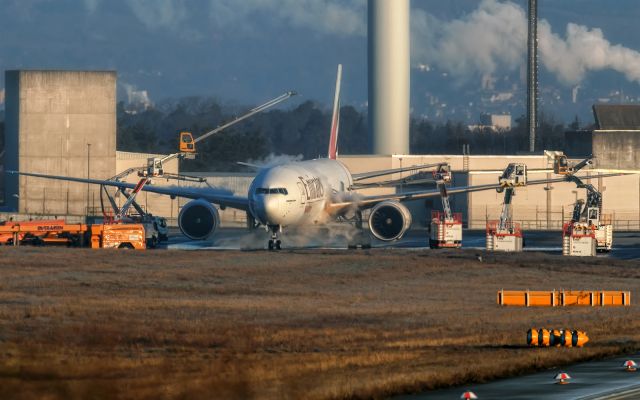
[[368, 200, 412, 241], [178, 199, 219, 240]]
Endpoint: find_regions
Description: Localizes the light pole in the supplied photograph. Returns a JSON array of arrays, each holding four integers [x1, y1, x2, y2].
[[86, 143, 91, 215]]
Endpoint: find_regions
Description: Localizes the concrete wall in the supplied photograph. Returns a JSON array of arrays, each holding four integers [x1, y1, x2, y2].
[[5, 70, 116, 214], [592, 130, 640, 170], [342, 154, 640, 230], [565, 129, 640, 170]]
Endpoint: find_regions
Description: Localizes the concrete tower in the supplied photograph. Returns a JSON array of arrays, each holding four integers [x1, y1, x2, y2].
[[4, 70, 116, 214], [368, 0, 410, 155]]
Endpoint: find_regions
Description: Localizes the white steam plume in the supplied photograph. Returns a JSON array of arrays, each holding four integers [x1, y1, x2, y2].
[[245, 153, 304, 168], [411, 1, 526, 79], [121, 83, 153, 110], [539, 22, 640, 85], [412, 0, 640, 86]]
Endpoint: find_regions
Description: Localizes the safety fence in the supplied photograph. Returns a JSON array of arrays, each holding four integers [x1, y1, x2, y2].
[[470, 206, 640, 231]]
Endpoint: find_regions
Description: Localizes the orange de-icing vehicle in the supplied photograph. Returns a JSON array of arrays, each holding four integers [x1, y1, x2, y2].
[[0, 219, 145, 249]]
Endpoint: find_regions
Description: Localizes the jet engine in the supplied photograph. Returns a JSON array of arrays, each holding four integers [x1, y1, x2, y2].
[[178, 199, 219, 240], [368, 200, 412, 241]]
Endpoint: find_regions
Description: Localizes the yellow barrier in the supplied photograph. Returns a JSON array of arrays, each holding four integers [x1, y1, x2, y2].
[[498, 290, 630, 307]]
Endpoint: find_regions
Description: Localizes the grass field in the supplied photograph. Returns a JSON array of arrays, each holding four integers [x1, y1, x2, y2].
[[0, 247, 638, 399]]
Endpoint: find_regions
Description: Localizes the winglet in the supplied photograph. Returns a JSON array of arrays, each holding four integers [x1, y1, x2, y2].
[[328, 64, 342, 160]]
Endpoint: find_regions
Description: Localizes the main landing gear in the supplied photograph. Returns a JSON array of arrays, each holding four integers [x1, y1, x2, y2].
[[268, 225, 282, 251]]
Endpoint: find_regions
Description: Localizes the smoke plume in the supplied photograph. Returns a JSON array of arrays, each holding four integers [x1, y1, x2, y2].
[[538, 21, 640, 85], [412, 0, 640, 86], [121, 83, 153, 111], [245, 153, 304, 168]]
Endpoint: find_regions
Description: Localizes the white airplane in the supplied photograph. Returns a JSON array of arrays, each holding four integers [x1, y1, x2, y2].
[[8, 65, 625, 250]]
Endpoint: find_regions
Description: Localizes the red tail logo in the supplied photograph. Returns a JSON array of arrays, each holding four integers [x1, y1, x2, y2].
[[328, 64, 342, 160]]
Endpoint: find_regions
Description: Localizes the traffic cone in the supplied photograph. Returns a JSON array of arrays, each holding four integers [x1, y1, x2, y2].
[[555, 372, 571, 384], [623, 360, 637, 372], [460, 391, 478, 399]]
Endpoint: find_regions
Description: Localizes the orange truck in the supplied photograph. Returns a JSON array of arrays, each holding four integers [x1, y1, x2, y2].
[[0, 219, 146, 249], [90, 224, 146, 249]]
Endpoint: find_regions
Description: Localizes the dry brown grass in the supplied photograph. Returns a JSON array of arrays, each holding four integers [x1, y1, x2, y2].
[[0, 247, 638, 399]]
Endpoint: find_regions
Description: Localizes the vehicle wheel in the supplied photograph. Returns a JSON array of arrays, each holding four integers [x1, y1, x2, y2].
[[268, 240, 274, 251], [118, 243, 134, 249], [275, 240, 281, 250]]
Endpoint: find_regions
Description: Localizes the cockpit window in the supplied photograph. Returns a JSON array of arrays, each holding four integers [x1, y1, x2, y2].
[[255, 188, 288, 195]]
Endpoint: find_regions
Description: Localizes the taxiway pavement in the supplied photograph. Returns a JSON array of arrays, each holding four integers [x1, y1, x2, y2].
[[397, 354, 640, 400]]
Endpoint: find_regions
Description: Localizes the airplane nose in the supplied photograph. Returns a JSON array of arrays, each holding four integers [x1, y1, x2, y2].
[[263, 197, 281, 224], [254, 196, 281, 225]]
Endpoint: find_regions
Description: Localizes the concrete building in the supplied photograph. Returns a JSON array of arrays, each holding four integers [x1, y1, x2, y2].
[[566, 105, 640, 170], [468, 114, 512, 133], [339, 154, 640, 230], [4, 70, 116, 214]]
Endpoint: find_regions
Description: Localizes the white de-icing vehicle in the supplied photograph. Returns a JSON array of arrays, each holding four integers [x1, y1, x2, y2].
[[8, 66, 628, 250]]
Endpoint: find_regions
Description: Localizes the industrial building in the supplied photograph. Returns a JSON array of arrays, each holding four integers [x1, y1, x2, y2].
[[1, 69, 639, 232], [566, 105, 640, 170], [3, 70, 116, 214]]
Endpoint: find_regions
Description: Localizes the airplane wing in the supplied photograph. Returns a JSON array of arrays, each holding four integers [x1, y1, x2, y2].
[[351, 162, 445, 182], [327, 173, 628, 215], [8, 171, 250, 211]]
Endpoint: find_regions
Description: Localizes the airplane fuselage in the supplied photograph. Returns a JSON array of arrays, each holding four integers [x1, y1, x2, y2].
[[248, 159, 353, 227]]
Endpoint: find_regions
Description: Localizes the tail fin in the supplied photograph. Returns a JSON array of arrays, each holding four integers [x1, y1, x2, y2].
[[328, 64, 342, 160]]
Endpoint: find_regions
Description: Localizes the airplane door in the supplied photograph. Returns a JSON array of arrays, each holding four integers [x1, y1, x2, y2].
[[297, 182, 306, 205]]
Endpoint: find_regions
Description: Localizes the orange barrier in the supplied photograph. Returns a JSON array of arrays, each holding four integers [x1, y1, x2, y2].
[[527, 328, 589, 347], [497, 290, 630, 307]]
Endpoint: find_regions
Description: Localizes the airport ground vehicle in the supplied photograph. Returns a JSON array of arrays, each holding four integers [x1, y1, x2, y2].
[[429, 164, 463, 249], [486, 163, 527, 252], [11, 66, 629, 250], [551, 153, 613, 256], [89, 224, 146, 249], [0, 219, 146, 249]]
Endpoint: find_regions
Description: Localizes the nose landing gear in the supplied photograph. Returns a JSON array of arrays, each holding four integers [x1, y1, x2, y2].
[[267, 225, 282, 251]]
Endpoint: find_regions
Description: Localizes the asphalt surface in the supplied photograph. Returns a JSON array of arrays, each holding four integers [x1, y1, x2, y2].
[[397, 354, 640, 400], [160, 227, 640, 260]]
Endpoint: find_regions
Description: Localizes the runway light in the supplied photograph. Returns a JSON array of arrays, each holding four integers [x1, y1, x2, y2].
[[623, 360, 637, 371], [554, 372, 571, 384], [460, 391, 478, 399]]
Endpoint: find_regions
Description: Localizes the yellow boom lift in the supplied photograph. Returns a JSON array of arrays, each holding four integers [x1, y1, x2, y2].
[[100, 91, 297, 240]]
